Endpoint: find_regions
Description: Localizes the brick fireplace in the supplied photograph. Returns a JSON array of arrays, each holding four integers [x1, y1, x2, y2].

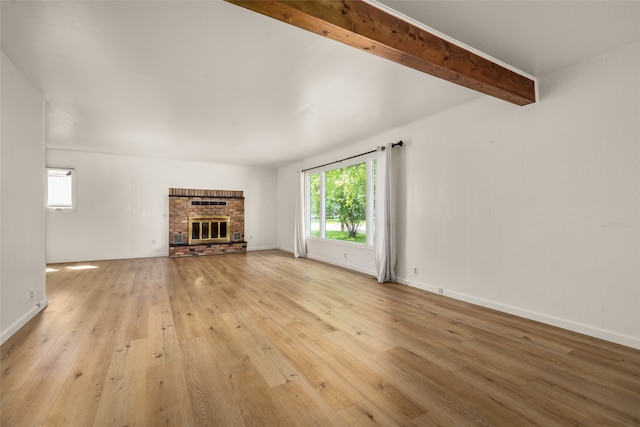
[[169, 188, 246, 257]]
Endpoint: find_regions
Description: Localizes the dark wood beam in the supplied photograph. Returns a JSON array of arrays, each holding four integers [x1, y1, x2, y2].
[[225, 0, 536, 106]]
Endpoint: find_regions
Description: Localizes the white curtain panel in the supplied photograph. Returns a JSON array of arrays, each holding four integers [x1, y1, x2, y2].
[[375, 143, 398, 282], [294, 170, 307, 258]]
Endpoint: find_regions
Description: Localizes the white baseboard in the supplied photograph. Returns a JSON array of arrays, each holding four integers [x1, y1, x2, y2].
[[47, 251, 167, 264], [447, 290, 640, 350], [396, 276, 640, 351], [48, 246, 281, 264], [306, 253, 376, 276], [247, 245, 278, 251], [277, 247, 375, 275], [0, 298, 48, 345]]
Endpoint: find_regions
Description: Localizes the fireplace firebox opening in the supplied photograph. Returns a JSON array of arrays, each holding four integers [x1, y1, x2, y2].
[[189, 216, 230, 244]]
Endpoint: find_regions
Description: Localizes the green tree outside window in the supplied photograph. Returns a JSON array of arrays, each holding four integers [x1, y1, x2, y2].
[[326, 163, 366, 239]]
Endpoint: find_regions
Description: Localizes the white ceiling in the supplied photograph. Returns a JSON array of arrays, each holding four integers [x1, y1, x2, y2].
[[2, 1, 639, 168]]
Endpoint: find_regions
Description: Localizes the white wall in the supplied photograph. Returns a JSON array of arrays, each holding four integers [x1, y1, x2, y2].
[[1, 54, 47, 344], [46, 150, 278, 263], [277, 41, 640, 349]]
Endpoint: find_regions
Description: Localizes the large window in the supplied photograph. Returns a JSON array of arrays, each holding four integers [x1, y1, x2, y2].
[[47, 167, 74, 209], [307, 156, 376, 245]]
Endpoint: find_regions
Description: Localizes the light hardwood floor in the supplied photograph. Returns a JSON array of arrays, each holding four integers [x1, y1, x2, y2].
[[2, 250, 639, 426]]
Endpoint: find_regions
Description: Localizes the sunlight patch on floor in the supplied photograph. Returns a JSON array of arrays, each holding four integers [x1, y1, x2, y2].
[[66, 265, 99, 270]]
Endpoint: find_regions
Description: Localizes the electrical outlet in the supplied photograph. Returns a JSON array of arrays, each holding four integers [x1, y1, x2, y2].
[[437, 288, 444, 295], [413, 267, 418, 275], [343, 253, 347, 259], [28, 289, 35, 302]]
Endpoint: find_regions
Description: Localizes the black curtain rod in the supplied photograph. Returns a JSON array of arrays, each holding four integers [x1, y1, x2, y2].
[[301, 141, 403, 173]]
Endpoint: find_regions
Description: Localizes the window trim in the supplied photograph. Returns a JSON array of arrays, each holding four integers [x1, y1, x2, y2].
[[305, 153, 376, 246]]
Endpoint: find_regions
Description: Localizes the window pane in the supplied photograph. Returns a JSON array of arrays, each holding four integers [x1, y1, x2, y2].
[[192, 223, 200, 240], [325, 163, 366, 244], [202, 222, 210, 239], [219, 221, 227, 238], [309, 173, 321, 237], [47, 168, 73, 208]]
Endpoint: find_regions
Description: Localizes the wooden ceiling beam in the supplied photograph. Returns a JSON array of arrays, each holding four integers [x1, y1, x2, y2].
[[225, 0, 536, 106]]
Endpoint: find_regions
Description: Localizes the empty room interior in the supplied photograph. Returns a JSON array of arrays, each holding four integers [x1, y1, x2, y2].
[[1, 1, 640, 425]]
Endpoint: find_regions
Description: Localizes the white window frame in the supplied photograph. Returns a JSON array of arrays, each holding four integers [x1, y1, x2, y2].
[[305, 153, 376, 246], [46, 167, 76, 211]]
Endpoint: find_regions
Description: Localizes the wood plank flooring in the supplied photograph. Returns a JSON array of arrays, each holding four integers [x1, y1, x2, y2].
[[2, 250, 639, 426]]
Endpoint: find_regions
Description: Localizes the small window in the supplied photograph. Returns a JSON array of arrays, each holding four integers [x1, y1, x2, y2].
[[47, 167, 74, 209]]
